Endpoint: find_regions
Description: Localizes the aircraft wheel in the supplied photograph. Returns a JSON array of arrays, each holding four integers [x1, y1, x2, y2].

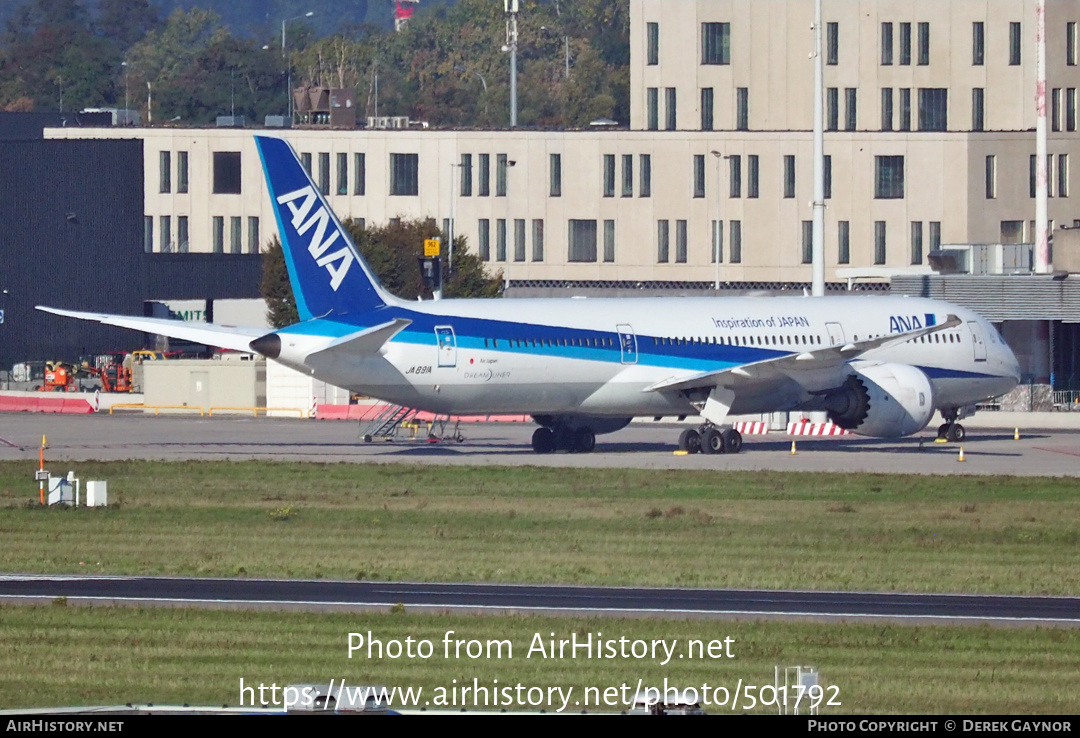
[[722, 428, 743, 454], [946, 424, 965, 443], [937, 423, 949, 439], [572, 427, 596, 453], [531, 427, 555, 454], [678, 429, 701, 454], [701, 428, 724, 454]]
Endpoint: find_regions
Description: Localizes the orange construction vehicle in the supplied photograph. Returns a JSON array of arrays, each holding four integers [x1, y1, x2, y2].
[[36, 362, 78, 392], [78, 363, 133, 393]]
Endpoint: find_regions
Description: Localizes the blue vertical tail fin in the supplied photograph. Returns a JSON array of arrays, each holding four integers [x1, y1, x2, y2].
[[255, 135, 391, 321]]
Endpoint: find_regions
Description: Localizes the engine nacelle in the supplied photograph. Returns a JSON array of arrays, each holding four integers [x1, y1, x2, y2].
[[532, 415, 632, 436], [823, 363, 935, 438]]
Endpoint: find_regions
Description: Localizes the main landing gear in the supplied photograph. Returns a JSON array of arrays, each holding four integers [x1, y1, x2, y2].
[[677, 425, 743, 454], [531, 426, 596, 454], [936, 408, 966, 443]]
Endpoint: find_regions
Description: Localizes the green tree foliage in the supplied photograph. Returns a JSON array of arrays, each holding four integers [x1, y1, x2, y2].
[[261, 220, 501, 328]]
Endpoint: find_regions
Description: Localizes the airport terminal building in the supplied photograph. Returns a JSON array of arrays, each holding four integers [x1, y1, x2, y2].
[[23, 0, 1080, 392]]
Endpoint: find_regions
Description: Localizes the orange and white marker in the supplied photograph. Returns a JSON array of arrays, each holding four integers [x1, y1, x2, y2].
[[957, 446, 966, 462]]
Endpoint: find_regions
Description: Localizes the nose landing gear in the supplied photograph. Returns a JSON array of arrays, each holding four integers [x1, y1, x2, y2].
[[937, 408, 966, 443]]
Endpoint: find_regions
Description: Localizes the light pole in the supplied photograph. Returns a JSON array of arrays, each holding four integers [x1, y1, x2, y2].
[[282, 11, 314, 122], [710, 150, 725, 290], [540, 26, 570, 79], [503, 0, 519, 127], [454, 65, 489, 122]]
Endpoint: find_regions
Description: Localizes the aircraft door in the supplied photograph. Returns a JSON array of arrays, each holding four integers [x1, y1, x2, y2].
[[617, 324, 638, 364], [967, 321, 987, 362], [435, 326, 457, 368], [826, 322, 846, 346]]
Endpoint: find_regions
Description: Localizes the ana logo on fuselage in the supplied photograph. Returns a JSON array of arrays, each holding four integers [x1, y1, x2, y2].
[[889, 315, 924, 333], [276, 185, 355, 291]]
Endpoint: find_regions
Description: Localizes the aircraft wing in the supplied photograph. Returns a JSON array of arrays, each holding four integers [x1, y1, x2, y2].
[[644, 313, 963, 394], [36, 306, 267, 354]]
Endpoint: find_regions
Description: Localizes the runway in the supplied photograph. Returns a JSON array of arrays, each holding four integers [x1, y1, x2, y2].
[[2, 574, 1078, 625], [0, 412, 1078, 476]]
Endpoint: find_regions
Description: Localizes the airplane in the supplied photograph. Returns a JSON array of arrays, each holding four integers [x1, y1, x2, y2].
[[39, 135, 1021, 454]]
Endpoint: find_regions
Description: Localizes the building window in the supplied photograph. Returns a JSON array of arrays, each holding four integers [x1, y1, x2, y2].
[[531, 219, 544, 261], [711, 220, 723, 263], [640, 154, 652, 197], [647, 22, 659, 65], [301, 152, 311, 174], [701, 87, 714, 131], [1067, 89, 1077, 131], [657, 220, 669, 263], [827, 22, 838, 65], [1030, 154, 1037, 198], [702, 22, 731, 65], [144, 216, 153, 253], [621, 154, 633, 197], [159, 151, 171, 193], [783, 155, 795, 198], [918, 88, 947, 131], [603, 154, 616, 197], [827, 88, 838, 131], [972, 88, 985, 131], [729, 155, 741, 198], [665, 87, 677, 130], [693, 154, 706, 198], [549, 153, 561, 197], [212, 152, 241, 194], [248, 216, 260, 254], [917, 22, 929, 65], [881, 88, 893, 131], [318, 152, 330, 195], [230, 216, 242, 254], [213, 216, 224, 254], [1059, 154, 1069, 197], [514, 219, 526, 262], [801, 220, 813, 264], [736, 88, 748, 130], [676, 220, 688, 263], [1069, 22, 1078, 66], [354, 153, 366, 195], [177, 216, 188, 253], [881, 22, 893, 65], [730, 220, 742, 263], [1053, 88, 1062, 132], [496, 219, 507, 261], [478, 219, 490, 260], [1010, 22, 1021, 65], [875, 156, 905, 199], [647, 88, 658, 130], [177, 151, 188, 193], [569, 219, 598, 262], [911, 221, 923, 265], [929, 222, 941, 252], [973, 22, 984, 65], [824, 155, 832, 199], [748, 155, 759, 198], [899, 22, 911, 65], [874, 221, 887, 265], [899, 88, 911, 131], [497, 154, 509, 196], [604, 220, 615, 262], [986, 155, 996, 199], [479, 154, 490, 196], [159, 215, 171, 253], [845, 88, 857, 130], [460, 153, 472, 196], [390, 153, 419, 196], [838, 220, 850, 264], [336, 153, 348, 195]]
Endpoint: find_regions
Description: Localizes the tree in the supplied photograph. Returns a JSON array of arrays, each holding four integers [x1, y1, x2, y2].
[[260, 219, 501, 328]]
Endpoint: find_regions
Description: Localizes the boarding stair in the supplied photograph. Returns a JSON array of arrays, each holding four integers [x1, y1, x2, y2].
[[360, 404, 417, 442]]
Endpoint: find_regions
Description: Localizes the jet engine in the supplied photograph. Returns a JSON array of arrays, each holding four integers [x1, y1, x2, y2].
[[823, 363, 935, 438]]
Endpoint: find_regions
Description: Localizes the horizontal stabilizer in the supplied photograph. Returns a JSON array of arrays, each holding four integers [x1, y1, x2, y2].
[[36, 306, 266, 354], [304, 318, 412, 361]]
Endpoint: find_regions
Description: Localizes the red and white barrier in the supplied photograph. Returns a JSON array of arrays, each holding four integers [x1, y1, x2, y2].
[[732, 421, 769, 435], [787, 420, 851, 436]]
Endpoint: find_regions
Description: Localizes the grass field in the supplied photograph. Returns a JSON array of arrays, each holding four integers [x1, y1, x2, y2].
[[0, 461, 1077, 595], [1, 605, 1077, 713]]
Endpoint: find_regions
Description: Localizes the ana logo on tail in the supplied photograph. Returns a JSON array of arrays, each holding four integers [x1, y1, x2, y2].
[[276, 185, 355, 291]]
